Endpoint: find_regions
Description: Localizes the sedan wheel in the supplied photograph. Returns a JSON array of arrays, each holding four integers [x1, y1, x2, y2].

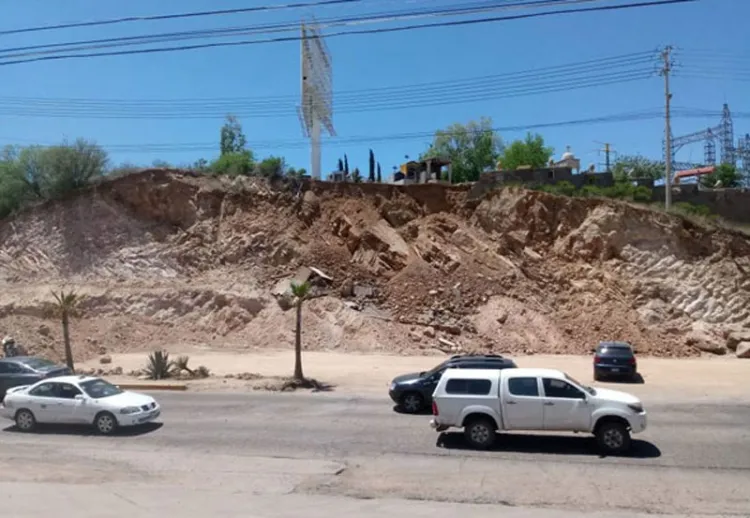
[[95, 412, 118, 435], [400, 392, 424, 414], [15, 409, 36, 432]]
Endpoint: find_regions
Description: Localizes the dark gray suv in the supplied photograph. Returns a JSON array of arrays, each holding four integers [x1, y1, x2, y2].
[[0, 357, 71, 399], [388, 354, 517, 413]]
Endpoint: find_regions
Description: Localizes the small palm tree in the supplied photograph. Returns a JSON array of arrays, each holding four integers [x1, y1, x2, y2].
[[51, 289, 84, 372], [290, 281, 311, 380]]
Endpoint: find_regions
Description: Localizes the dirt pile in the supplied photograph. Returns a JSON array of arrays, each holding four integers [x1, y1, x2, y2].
[[1, 169, 748, 362]]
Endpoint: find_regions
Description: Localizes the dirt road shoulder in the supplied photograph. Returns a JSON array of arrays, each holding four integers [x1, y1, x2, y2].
[[82, 349, 750, 402]]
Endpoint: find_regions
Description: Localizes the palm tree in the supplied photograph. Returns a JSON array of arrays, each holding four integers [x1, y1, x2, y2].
[[290, 281, 310, 380], [51, 289, 84, 372]]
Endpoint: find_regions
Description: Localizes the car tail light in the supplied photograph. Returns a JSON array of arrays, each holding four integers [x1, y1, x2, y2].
[[629, 357, 636, 365], [432, 401, 439, 416], [594, 355, 601, 363]]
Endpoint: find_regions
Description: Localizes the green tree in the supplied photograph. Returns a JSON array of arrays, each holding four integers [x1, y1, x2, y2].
[[220, 115, 247, 156], [290, 281, 311, 380], [701, 163, 741, 188], [0, 147, 32, 218], [352, 167, 362, 183], [421, 117, 502, 183], [17, 139, 108, 199], [193, 158, 210, 172], [255, 156, 286, 178], [213, 115, 254, 176], [376, 162, 382, 183], [499, 133, 553, 171], [51, 289, 84, 372], [210, 150, 255, 176], [368, 149, 375, 182], [611, 155, 665, 182]]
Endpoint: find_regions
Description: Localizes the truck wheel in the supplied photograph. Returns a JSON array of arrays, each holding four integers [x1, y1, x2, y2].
[[400, 392, 424, 414], [596, 421, 631, 454], [464, 418, 496, 450]]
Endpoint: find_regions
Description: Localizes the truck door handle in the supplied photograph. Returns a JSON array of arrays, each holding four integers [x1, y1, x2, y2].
[[544, 402, 554, 406], [40, 404, 47, 409], [507, 401, 517, 405]]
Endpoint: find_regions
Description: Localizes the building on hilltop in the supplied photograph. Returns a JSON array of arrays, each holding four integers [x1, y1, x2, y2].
[[392, 158, 452, 185]]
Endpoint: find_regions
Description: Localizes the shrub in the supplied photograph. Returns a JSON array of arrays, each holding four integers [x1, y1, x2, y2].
[[551, 180, 576, 197], [210, 151, 255, 177], [145, 350, 175, 380], [580, 185, 604, 198], [672, 202, 714, 218], [632, 186, 653, 203]]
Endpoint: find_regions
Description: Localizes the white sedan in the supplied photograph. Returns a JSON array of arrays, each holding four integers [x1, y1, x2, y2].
[[0, 375, 160, 434]]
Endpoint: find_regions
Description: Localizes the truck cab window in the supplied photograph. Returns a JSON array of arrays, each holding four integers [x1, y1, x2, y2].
[[445, 378, 492, 395], [542, 378, 585, 399], [508, 377, 539, 397]]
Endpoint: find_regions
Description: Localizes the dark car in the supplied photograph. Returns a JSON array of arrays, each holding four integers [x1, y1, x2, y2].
[[389, 354, 517, 413], [593, 341, 638, 381], [0, 356, 72, 399]]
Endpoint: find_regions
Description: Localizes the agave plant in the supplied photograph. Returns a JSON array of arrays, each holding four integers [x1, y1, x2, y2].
[[174, 355, 194, 376], [145, 350, 175, 380]]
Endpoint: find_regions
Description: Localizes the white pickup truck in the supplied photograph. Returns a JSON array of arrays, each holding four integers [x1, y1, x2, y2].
[[429, 367, 647, 454]]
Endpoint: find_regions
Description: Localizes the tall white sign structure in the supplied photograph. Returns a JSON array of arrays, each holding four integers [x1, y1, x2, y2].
[[297, 21, 335, 180]]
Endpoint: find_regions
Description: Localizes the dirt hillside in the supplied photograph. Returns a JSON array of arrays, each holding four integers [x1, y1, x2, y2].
[[1, 169, 749, 363]]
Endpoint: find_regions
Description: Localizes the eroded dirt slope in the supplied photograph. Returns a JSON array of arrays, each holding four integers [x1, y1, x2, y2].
[[1, 169, 748, 363]]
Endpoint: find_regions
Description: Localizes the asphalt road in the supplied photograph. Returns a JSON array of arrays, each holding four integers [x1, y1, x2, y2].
[[1, 391, 749, 517]]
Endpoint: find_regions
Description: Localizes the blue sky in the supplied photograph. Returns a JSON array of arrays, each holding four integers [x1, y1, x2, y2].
[[0, 0, 747, 178]]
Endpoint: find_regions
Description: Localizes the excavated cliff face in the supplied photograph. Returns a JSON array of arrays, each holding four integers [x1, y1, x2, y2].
[[0, 170, 748, 363]]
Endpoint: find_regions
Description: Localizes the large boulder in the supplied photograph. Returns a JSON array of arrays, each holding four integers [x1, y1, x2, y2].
[[686, 322, 727, 355], [736, 342, 750, 359], [726, 330, 750, 352], [351, 220, 411, 274]]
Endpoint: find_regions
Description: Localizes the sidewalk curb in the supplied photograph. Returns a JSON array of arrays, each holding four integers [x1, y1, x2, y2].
[[114, 383, 188, 391]]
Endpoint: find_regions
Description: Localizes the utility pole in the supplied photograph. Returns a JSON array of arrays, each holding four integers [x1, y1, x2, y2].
[[594, 141, 615, 172], [604, 143, 611, 172], [661, 45, 673, 210]]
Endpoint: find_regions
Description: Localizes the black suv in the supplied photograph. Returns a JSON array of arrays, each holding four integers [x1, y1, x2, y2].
[[593, 341, 638, 381], [388, 354, 517, 413]]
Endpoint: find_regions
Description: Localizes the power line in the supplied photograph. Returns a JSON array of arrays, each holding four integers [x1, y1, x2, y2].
[[0, 72, 656, 119], [0, 56, 657, 118], [3, 108, 733, 154], [0, 0, 695, 67], [0, 50, 656, 105], [0, 0, 367, 37], [0, 1, 616, 60]]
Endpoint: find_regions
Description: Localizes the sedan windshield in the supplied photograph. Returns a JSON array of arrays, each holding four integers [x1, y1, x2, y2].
[[565, 374, 596, 396], [80, 379, 123, 399]]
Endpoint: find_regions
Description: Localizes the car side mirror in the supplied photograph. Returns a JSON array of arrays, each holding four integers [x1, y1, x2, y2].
[[74, 394, 85, 401], [590, 348, 596, 353]]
